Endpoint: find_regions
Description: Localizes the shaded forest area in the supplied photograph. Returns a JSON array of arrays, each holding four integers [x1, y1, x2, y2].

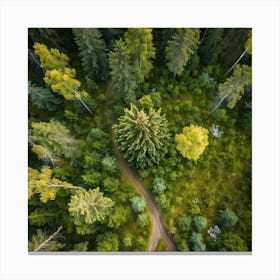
[[28, 28, 252, 252]]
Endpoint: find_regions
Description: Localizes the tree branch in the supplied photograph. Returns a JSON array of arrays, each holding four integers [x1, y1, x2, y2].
[[34, 226, 63, 252]]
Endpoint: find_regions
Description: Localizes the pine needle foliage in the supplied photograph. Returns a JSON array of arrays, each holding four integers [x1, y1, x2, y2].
[[218, 64, 251, 109], [68, 188, 114, 225], [73, 28, 109, 81], [166, 28, 200, 77], [113, 104, 170, 169], [29, 121, 80, 163]]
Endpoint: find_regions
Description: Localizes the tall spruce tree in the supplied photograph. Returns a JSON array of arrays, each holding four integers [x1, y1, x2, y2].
[[73, 28, 109, 81], [165, 28, 200, 77], [109, 28, 156, 104], [113, 104, 170, 169], [108, 39, 137, 103], [124, 28, 155, 83]]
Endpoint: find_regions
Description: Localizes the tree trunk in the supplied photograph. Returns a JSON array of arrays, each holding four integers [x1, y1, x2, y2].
[[224, 49, 247, 77]]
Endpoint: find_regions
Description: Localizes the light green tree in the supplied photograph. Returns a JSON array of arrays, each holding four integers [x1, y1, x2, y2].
[[34, 42, 93, 114], [175, 125, 209, 161], [113, 104, 170, 169], [72, 28, 109, 81], [124, 28, 155, 83], [28, 166, 83, 203], [29, 121, 80, 164], [211, 64, 252, 113], [68, 188, 114, 225], [165, 28, 200, 77]]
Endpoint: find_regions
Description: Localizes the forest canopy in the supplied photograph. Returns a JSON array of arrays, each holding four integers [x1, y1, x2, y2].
[[28, 28, 252, 252]]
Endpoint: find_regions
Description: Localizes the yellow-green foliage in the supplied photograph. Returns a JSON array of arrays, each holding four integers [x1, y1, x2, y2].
[[28, 166, 72, 203], [175, 125, 209, 160], [245, 31, 252, 55], [34, 42, 88, 101], [34, 42, 69, 70], [68, 188, 114, 225], [218, 64, 251, 109]]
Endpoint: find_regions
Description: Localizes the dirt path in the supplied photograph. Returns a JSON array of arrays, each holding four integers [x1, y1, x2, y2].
[[112, 134, 176, 251]]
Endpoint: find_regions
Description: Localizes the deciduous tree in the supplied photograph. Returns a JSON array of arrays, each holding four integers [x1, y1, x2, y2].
[[175, 125, 209, 161], [28, 166, 83, 203]]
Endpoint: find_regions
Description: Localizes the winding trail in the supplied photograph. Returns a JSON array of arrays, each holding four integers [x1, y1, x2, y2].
[[112, 133, 176, 252]]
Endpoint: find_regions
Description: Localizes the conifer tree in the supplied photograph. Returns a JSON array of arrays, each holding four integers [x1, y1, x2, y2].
[[73, 28, 109, 81], [175, 125, 209, 161], [108, 39, 137, 103], [165, 28, 200, 77], [124, 28, 155, 83], [68, 188, 114, 226], [113, 104, 170, 169], [28, 81, 63, 111], [29, 121, 80, 164], [211, 64, 252, 113], [109, 29, 155, 104]]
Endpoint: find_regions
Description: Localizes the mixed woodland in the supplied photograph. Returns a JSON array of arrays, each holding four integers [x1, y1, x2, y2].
[[28, 28, 252, 252]]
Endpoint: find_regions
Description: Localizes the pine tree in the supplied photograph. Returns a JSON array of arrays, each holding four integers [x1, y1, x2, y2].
[[175, 125, 209, 161], [108, 39, 137, 103], [29, 120, 80, 163], [28, 82, 63, 111], [109, 29, 155, 104], [124, 28, 155, 83], [73, 28, 109, 81], [113, 104, 170, 169], [68, 188, 114, 226], [165, 28, 200, 77], [211, 64, 252, 113], [28, 166, 83, 203]]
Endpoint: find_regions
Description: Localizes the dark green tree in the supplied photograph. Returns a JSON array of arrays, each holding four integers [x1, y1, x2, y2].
[[216, 208, 238, 230], [108, 39, 137, 104], [73, 28, 109, 81], [28, 82, 63, 111], [113, 104, 170, 169]]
